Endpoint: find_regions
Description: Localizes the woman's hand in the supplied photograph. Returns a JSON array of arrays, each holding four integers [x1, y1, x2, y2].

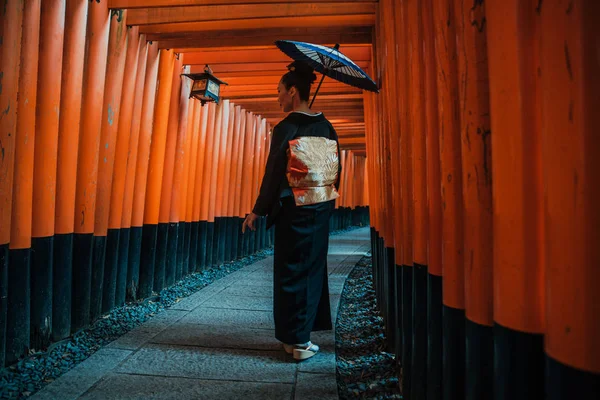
[[242, 212, 259, 233]]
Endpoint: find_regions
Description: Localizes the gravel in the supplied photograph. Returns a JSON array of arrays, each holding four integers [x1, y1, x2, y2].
[[335, 254, 402, 399]]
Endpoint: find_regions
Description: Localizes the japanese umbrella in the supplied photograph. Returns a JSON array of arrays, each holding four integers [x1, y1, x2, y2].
[[274, 40, 379, 107]]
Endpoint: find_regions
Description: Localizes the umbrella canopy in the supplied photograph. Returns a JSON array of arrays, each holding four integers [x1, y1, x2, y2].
[[274, 40, 379, 106]]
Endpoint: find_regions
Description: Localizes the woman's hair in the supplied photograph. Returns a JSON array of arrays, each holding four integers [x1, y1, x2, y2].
[[281, 60, 317, 102]]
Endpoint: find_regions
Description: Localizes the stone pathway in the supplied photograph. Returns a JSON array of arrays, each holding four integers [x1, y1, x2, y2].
[[32, 228, 370, 400]]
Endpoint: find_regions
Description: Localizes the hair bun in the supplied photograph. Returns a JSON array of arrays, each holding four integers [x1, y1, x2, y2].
[[287, 60, 317, 84]]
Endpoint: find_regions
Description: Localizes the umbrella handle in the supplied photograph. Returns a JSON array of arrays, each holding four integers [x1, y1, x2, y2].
[[310, 73, 326, 108]]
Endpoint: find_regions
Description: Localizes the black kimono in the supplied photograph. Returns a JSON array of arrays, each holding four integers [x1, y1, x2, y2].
[[252, 111, 341, 344]]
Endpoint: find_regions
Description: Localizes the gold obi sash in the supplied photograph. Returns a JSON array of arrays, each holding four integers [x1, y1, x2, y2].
[[286, 136, 340, 206]]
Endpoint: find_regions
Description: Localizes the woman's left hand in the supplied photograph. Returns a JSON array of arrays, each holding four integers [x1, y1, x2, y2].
[[242, 212, 259, 233]]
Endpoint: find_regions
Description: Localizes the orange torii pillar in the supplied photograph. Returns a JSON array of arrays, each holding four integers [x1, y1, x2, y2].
[[207, 102, 227, 267], [189, 100, 206, 273], [407, 1, 429, 397], [226, 106, 243, 259], [72, 0, 109, 329], [540, 1, 600, 397], [152, 52, 182, 292], [453, 1, 494, 399], [157, 55, 186, 289], [240, 113, 257, 256], [422, 1, 443, 396], [119, 40, 149, 300], [213, 100, 232, 265], [109, 27, 142, 307], [433, 0, 466, 398], [176, 99, 194, 278], [3, 0, 27, 366], [182, 99, 200, 274], [30, 0, 65, 349], [197, 102, 216, 270], [233, 110, 248, 259], [127, 42, 159, 301], [95, 10, 128, 316], [487, 2, 545, 398], [220, 103, 236, 262], [54, 0, 88, 340], [139, 48, 174, 299], [166, 66, 191, 285]]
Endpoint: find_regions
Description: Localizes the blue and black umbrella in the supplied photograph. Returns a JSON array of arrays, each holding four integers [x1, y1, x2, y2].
[[274, 40, 379, 106]]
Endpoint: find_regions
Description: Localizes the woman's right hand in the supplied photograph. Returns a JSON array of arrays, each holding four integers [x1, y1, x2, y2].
[[242, 212, 259, 233]]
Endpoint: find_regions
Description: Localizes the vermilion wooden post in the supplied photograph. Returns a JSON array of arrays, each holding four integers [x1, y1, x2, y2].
[[540, 1, 600, 397], [183, 99, 201, 275], [433, 0, 466, 398], [207, 102, 226, 266], [128, 42, 159, 301], [167, 64, 191, 285], [110, 26, 141, 307], [422, 0, 443, 396], [486, 2, 545, 398], [155, 54, 183, 289], [176, 99, 194, 280], [191, 102, 208, 272], [240, 113, 257, 256], [234, 110, 248, 258], [250, 115, 263, 253], [198, 102, 217, 267], [73, 0, 110, 328], [54, 0, 88, 340], [408, 1, 429, 397], [453, 1, 494, 398], [227, 106, 243, 259], [120, 39, 149, 300], [94, 9, 128, 316], [139, 49, 174, 299], [4, 0, 30, 366], [213, 101, 231, 263], [221, 104, 236, 260], [30, 0, 65, 348]]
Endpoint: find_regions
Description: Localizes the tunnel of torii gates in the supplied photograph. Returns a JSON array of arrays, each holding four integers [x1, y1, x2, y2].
[[0, 0, 598, 399]]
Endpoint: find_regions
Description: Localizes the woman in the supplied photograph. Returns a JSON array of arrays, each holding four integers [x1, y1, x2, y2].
[[242, 60, 341, 361]]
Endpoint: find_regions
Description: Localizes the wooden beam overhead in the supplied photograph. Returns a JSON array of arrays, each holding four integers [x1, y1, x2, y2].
[[182, 46, 371, 65], [187, 61, 370, 74], [138, 15, 375, 34], [110, 0, 377, 8], [153, 27, 372, 49], [126, 3, 376, 25]]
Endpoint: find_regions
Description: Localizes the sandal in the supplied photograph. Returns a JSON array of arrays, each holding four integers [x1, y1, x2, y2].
[[283, 341, 320, 360]]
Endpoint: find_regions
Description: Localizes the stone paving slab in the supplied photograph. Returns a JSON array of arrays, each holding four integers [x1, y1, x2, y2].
[[32, 348, 132, 400], [218, 284, 274, 298], [114, 344, 297, 384], [150, 323, 279, 351], [79, 373, 294, 400], [202, 294, 273, 311], [182, 307, 275, 330], [295, 373, 339, 400]]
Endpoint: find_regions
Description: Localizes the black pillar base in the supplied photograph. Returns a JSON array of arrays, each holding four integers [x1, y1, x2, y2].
[[53, 233, 72, 341], [411, 263, 428, 400], [189, 221, 199, 273], [197, 220, 208, 271], [102, 229, 120, 314], [116, 228, 130, 307], [443, 305, 466, 400], [72, 233, 93, 331], [466, 318, 494, 400], [546, 355, 600, 400], [30, 236, 54, 349], [427, 273, 443, 400], [165, 222, 178, 287], [6, 248, 30, 365], [126, 226, 143, 302], [402, 265, 414, 398], [139, 224, 158, 300], [154, 223, 169, 292], [0, 244, 7, 366], [205, 221, 214, 268], [494, 322, 544, 400], [176, 222, 185, 281]]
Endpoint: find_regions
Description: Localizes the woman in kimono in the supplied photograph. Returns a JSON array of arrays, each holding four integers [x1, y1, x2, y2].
[[242, 60, 341, 361]]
